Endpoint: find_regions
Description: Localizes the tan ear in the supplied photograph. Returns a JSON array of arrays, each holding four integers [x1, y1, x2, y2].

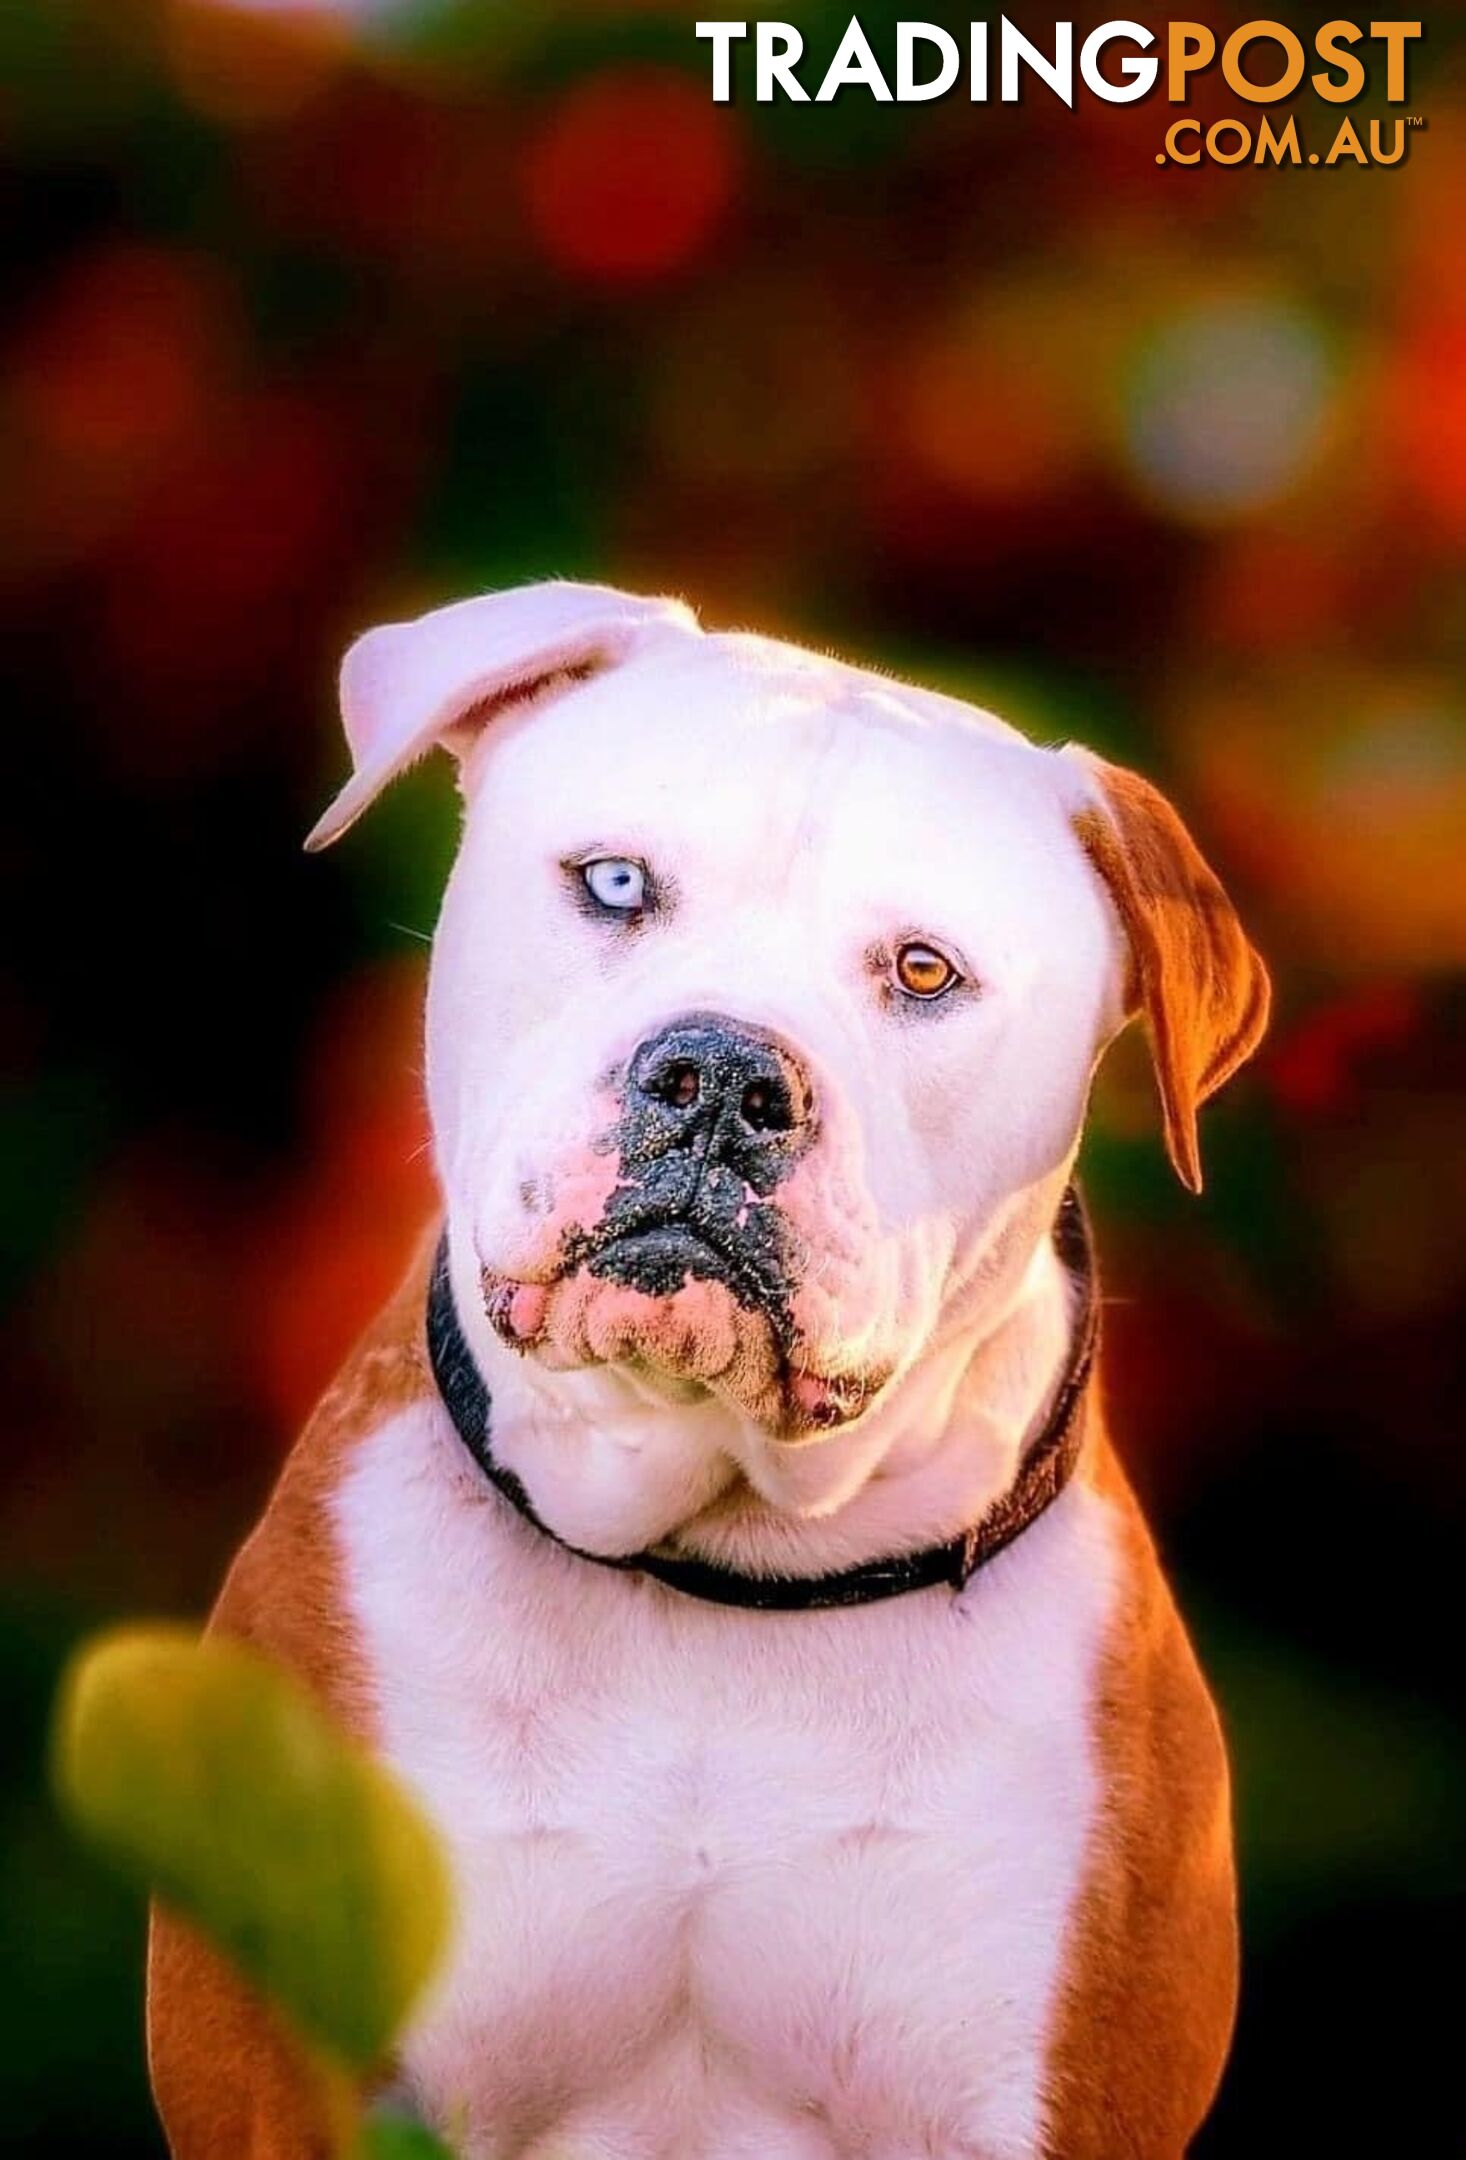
[[305, 581, 699, 851], [1069, 751, 1270, 1194]]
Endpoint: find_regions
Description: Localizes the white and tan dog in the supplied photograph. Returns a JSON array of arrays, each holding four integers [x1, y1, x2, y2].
[[149, 582, 1268, 2159]]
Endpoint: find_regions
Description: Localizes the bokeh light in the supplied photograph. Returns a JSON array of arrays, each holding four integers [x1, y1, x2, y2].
[[1121, 294, 1342, 522], [524, 67, 739, 284], [164, 1, 350, 125]]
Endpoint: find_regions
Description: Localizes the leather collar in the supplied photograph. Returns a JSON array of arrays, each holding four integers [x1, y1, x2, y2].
[[426, 1187, 1098, 1612]]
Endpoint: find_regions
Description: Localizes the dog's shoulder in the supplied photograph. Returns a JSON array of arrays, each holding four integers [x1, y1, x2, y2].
[[208, 1226, 441, 1737], [1044, 1430, 1239, 2157]]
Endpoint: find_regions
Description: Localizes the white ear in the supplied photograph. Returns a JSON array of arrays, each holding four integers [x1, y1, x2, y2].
[[304, 580, 699, 851]]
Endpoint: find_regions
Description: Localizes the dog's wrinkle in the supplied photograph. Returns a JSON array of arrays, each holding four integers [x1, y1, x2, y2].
[[564, 1152, 802, 1352], [595, 1225, 742, 1303], [574, 1207, 792, 1347]]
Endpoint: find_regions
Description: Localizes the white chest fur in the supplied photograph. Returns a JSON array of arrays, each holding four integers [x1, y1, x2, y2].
[[335, 1402, 1120, 2160]]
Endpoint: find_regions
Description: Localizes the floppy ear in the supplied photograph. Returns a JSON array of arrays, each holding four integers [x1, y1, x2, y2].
[[1068, 750, 1270, 1194], [304, 580, 699, 851]]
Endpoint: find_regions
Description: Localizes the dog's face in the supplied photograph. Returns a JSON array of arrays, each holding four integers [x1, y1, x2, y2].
[[426, 642, 1121, 1439], [310, 584, 1267, 1448]]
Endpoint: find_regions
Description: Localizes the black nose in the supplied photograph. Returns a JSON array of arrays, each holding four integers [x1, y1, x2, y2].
[[627, 1014, 814, 1190]]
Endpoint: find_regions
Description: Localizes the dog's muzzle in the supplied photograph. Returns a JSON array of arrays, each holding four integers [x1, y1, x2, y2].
[[562, 1012, 814, 1339]]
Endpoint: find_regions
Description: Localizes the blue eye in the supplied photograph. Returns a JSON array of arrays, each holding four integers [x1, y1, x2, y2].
[[581, 857, 647, 914]]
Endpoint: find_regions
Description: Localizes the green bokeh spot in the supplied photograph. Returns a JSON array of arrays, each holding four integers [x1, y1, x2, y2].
[[359, 2106, 459, 2160], [52, 1628, 454, 2075]]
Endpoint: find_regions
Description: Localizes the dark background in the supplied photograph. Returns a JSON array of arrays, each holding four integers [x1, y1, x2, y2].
[[2, 3, 1462, 2152]]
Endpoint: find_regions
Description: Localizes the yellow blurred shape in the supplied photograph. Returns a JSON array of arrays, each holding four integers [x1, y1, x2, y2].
[[52, 1626, 453, 2074]]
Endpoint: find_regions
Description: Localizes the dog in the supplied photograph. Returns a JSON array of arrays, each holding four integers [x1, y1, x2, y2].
[[148, 581, 1268, 2159]]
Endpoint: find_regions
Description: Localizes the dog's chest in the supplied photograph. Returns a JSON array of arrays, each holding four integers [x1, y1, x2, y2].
[[336, 1406, 1118, 2160]]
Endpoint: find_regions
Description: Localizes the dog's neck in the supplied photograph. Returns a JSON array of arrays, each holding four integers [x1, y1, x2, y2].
[[443, 1183, 1081, 1581]]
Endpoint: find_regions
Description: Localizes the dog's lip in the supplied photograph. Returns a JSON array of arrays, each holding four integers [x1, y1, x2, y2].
[[779, 1360, 892, 1438], [481, 1236, 889, 1431], [481, 1275, 551, 1349], [481, 1213, 772, 1338], [592, 1218, 737, 1271], [483, 1214, 889, 1431], [588, 1220, 889, 1433], [577, 1210, 780, 1311]]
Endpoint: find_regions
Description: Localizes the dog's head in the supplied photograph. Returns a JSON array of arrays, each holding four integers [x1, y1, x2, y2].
[[310, 581, 1267, 1445]]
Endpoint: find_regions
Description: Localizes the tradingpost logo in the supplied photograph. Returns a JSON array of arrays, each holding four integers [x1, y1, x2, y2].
[[695, 19, 1427, 168]]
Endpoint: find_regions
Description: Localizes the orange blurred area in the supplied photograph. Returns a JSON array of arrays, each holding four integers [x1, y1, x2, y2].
[[164, 0, 352, 127], [252, 956, 434, 1430]]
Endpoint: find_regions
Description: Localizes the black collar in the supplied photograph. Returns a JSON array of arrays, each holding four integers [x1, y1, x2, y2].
[[426, 1188, 1099, 1612]]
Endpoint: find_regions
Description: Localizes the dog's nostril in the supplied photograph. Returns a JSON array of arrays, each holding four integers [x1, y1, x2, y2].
[[656, 1061, 700, 1110], [740, 1079, 790, 1134], [630, 1017, 811, 1160]]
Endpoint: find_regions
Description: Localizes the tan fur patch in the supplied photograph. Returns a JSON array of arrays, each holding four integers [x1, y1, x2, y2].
[[1073, 754, 1270, 1193], [1043, 1430, 1238, 2156], [146, 1229, 439, 2158]]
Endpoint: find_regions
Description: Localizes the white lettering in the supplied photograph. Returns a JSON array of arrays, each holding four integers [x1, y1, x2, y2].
[[896, 22, 960, 102], [757, 21, 808, 101], [1000, 17, 1074, 107], [971, 21, 989, 100], [1079, 21, 1157, 104], [695, 21, 747, 105], [816, 17, 894, 102]]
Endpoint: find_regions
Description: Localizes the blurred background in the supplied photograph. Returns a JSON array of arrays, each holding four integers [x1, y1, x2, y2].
[[1, 1, 1462, 2151]]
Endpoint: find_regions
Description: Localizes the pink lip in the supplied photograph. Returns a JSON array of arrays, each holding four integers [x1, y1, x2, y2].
[[784, 1365, 881, 1433], [480, 1264, 887, 1436], [483, 1276, 550, 1349]]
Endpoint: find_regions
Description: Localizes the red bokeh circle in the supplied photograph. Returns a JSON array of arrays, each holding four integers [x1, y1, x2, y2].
[[524, 67, 739, 285]]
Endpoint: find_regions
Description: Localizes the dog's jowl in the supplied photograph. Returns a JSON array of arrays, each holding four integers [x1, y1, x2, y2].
[[148, 582, 1268, 2159]]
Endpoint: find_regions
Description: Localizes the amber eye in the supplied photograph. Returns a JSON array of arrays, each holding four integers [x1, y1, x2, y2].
[[894, 941, 961, 1000]]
